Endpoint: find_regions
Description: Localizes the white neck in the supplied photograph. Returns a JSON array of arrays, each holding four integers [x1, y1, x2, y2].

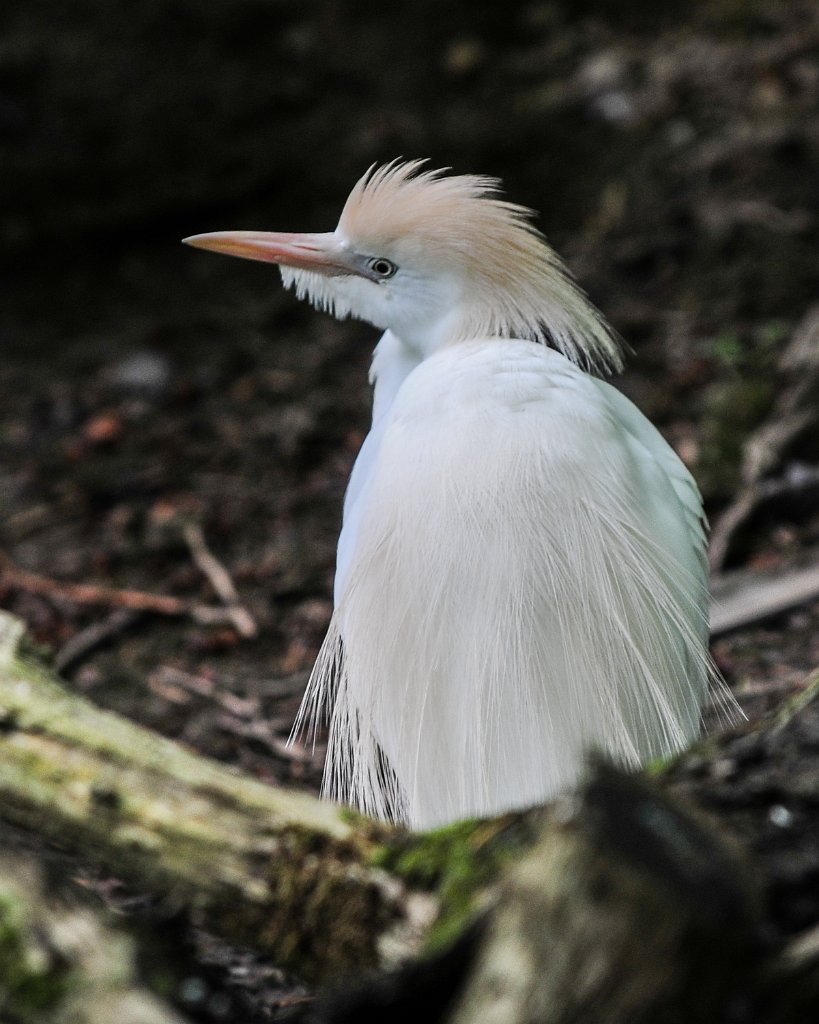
[[369, 330, 424, 424], [368, 297, 488, 425]]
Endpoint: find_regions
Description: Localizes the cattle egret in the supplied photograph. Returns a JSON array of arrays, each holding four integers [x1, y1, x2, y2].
[[185, 160, 729, 830]]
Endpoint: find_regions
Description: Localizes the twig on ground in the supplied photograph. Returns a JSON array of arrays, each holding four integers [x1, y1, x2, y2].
[[150, 664, 261, 719], [147, 665, 312, 763], [0, 552, 251, 633], [214, 713, 315, 763], [181, 522, 258, 638], [55, 608, 140, 674]]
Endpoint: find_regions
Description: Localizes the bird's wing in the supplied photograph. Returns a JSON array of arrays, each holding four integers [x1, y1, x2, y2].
[[335, 331, 423, 603], [335, 427, 383, 605], [591, 377, 709, 585]]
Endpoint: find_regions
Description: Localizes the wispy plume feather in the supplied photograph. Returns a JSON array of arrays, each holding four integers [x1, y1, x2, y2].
[[337, 160, 623, 372]]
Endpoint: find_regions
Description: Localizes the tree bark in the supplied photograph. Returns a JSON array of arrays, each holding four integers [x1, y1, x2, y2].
[[449, 767, 760, 1024]]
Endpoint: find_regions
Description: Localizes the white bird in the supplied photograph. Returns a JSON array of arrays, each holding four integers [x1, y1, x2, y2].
[[185, 160, 729, 831]]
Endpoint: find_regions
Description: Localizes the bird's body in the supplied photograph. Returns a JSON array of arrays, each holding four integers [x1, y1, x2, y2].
[[323, 337, 709, 827], [186, 161, 727, 830]]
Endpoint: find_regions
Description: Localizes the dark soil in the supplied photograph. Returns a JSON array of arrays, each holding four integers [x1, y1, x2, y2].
[[2, 0, 819, 1018]]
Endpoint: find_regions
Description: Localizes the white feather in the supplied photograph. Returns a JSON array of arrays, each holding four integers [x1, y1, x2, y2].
[[299, 340, 723, 830]]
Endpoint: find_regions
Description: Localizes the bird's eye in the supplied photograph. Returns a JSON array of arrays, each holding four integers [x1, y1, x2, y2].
[[367, 257, 398, 280]]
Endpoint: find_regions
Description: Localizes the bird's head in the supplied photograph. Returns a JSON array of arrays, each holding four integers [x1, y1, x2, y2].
[[184, 160, 621, 372]]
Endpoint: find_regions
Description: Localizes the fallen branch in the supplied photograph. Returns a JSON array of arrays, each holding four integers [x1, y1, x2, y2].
[[0, 610, 490, 984], [181, 521, 258, 638], [711, 554, 819, 636], [55, 608, 140, 673], [446, 768, 759, 1024], [147, 664, 311, 762], [0, 552, 251, 633]]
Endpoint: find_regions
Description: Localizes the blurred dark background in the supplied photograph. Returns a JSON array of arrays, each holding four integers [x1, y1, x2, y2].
[[2, 0, 819, 780]]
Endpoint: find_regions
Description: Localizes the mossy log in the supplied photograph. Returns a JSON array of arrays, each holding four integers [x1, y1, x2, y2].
[[2, 608, 819, 1021], [0, 610, 540, 987], [449, 768, 759, 1024], [301, 765, 819, 1023], [0, 611, 449, 982]]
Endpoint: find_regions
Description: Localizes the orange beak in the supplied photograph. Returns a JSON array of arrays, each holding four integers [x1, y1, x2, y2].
[[182, 230, 357, 277]]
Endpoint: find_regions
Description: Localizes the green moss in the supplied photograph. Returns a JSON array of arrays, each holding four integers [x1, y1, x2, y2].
[[372, 816, 537, 952], [17, 634, 56, 669], [773, 669, 819, 731], [711, 331, 743, 368], [0, 886, 70, 1014], [644, 753, 676, 776], [371, 819, 479, 886]]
